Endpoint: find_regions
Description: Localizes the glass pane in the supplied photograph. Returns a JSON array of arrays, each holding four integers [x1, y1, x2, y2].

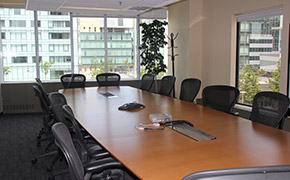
[[237, 15, 282, 105], [107, 18, 137, 79], [0, 8, 36, 81], [74, 17, 105, 80], [38, 11, 71, 80]]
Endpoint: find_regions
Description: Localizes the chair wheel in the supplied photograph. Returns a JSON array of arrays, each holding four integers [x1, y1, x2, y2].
[[31, 158, 37, 164], [37, 142, 41, 147], [47, 165, 53, 172]]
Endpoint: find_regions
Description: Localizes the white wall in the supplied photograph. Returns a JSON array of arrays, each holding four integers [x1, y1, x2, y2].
[[169, 0, 290, 96], [168, 0, 203, 97]]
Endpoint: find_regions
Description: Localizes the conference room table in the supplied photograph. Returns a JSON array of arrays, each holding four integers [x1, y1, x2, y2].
[[61, 86, 290, 180]]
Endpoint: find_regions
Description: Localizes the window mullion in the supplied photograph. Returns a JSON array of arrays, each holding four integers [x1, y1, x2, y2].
[[34, 11, 40, 79], [70, 12, 74, 73], [136, 15, 141, 79], [104, 15, 108, 72]]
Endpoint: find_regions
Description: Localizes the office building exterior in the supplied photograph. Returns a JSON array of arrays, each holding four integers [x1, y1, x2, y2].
[[0, 9, 137, 81]]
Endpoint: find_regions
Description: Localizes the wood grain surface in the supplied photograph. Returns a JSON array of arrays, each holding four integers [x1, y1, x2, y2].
[[61, 86, 290, 180]]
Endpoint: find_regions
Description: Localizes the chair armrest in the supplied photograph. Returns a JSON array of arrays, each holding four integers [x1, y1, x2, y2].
[[231, 112, 240, 116]]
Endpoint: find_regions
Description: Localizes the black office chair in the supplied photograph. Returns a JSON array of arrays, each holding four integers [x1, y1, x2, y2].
[[179, 78, 201, 103], [35, 77, 42, 84], [158, 75, 176, 96], [48, 92, 71, 126], [32, 85, 54, 145], [96, 73, 121, 86], [35, 78, 50, 106], [31, 85, 59, 167], [62, 104, 110, 163], [182, 165, 290, 180], [61, 74, 86, 89], [250, 91, 290, 129], [51, 122, 128, 180], [140, 73, 155, 91], [202, 85, 240, 114]]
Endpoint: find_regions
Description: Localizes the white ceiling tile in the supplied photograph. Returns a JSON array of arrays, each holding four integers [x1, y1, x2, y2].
[[26, 0, 182, 17]]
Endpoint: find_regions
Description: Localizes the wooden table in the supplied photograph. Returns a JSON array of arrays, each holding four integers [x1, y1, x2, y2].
[[61, 86, 290, 180]]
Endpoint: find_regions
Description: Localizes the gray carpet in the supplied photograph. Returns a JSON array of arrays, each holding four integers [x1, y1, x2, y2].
[[0, 113, 69, 180], [0, 113, 139, 180]]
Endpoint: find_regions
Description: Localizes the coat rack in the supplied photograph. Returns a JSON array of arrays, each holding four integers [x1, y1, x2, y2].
[[168, 32, 178, 97]]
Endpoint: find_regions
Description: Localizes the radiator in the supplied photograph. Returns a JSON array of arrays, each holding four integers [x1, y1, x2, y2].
[[3, 104, 38, 113]]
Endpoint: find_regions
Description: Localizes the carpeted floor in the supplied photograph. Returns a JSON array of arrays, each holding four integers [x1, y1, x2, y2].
[[0, 113, 139, 180], [0, 113, 69, 180]]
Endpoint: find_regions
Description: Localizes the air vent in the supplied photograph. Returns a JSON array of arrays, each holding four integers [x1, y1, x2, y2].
[[4, 104, 35, 113], [128, 6, 150, 11]]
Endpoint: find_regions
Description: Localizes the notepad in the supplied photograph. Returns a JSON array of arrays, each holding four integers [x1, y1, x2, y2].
[[99, 92, 118, 98]]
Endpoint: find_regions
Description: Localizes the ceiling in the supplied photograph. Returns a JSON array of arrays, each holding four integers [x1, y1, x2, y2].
[[0, 0, 182, 18]]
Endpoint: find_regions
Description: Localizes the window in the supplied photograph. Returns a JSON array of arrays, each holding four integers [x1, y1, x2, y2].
[[49, 33, 70, 39], [1, 32, 5, 39], [49, 56, 71, 63], [49, 21, 70, 27], [107, 18, 136, 77], [0, 7, 167, 82], [32, 56, 42, 63], [12, 57, 27, 63], [9, 20, 26, 27], [49, 12, 69, 15], [38, 11, 71, 80], [74, 17, 105, 80], [236, 8, 283, 105], [14, 9, 20, 15], [0, 20, 4, 27], [0, 8, 36, 81], [31, 20, 41, 27]]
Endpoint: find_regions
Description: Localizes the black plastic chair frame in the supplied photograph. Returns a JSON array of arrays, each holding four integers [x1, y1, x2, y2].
[[61, 74, 86, 89], [182, 165, 290, 180], [96, 73, 121, 87]]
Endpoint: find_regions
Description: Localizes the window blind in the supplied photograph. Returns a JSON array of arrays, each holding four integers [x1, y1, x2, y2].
[[235, 7, 283, 22]]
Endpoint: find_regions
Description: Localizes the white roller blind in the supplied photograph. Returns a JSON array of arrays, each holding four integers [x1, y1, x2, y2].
[[235, 7, 283, 22]]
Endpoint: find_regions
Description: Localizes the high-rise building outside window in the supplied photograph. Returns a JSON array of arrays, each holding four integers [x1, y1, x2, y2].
[[236, 8, 283, 105], [38, 11, 72, 80], [0, 9, 36, 81], [74, 17, 105, 80], [0, 8, 167, 82]]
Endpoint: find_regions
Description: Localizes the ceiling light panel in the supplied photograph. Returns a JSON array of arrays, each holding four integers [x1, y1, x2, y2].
[[63, 0, 142, 10], [26, 0, 66, 11]]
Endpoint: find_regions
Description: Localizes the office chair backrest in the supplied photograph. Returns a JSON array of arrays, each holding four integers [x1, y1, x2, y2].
[[179, 78, 201, 103], [63, 104, 89, 163], [35, 77, 42, 84], [96, 73, 121, 86], [202, 85, 240, 114], [140, 73, 155, 91], [61, 74, 86, 89], [48, 92, 71, 127], [182, 165, 290, 180], [34, 78, 50, 105], [159, 75, 176, 96], [250, 91, 290, 129], [32, 85, 50, 115], [52, 122, 84, 180]]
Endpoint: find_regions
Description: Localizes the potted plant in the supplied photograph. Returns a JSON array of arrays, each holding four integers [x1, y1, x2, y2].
[[139, 20, 168, 77]]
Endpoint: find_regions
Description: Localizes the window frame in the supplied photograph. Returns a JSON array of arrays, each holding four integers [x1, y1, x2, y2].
[[235, 9, 286, 106], [0, 8, 167, 82]]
